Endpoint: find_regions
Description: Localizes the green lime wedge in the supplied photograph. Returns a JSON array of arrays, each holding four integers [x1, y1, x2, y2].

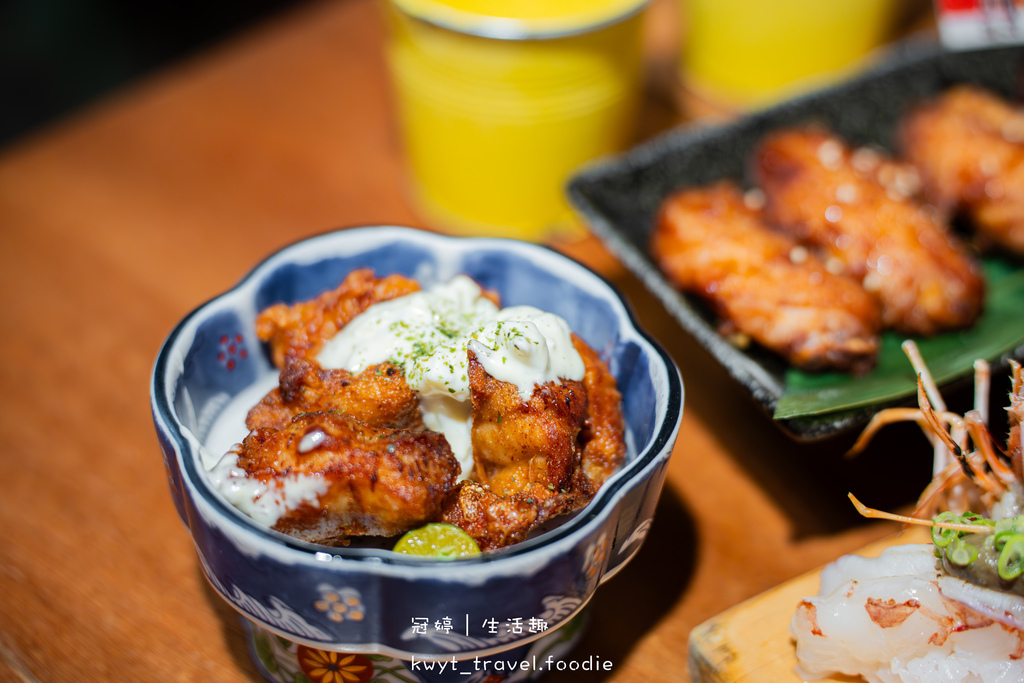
[[393, 523, 481, 559]]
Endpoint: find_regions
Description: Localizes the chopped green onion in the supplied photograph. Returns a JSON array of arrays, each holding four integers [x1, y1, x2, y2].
[[994, 516, 1024, 550], [998, 535, 1024, 581], [946, 537, 979, 566], [960, 511, 990, 525], [932, 511, 960, 548]]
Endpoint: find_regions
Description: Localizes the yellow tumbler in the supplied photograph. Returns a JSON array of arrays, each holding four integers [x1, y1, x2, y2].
[[385, 0, 649, 241], [680, 0, 896, 112]]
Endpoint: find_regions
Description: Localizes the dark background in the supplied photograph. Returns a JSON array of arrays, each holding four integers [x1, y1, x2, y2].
[[0, 0, 307, 148]]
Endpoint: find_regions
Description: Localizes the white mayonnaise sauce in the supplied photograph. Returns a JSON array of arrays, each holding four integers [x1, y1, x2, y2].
[[206, 446, 329, 528], [202, 375, 332, 528], [316, 275, 585, 477]]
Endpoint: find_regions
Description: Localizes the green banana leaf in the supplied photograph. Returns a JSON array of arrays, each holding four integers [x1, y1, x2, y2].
[[774, 257, 1024, 419]]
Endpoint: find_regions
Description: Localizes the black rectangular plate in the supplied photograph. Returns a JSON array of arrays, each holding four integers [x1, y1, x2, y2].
[[568, 40, 1024, 441]]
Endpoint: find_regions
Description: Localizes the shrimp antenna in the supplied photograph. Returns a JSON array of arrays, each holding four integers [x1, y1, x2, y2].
[[974, 358, 990, 425], [902, 340, 954, 476], [847, 493, 993, 535], [902, 340, 945, 412]]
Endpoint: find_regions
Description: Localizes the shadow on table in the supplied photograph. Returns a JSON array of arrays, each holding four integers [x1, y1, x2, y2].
[[549, 484, 695, 682]]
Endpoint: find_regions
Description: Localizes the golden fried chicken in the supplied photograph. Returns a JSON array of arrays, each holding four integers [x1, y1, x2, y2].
[[467, 349, 586, 499], [572, 334, 626, 489], [752, 127, 985, 336], [237, 270, 627, 551], [256, 269, 422, 368], [235, 411, 460, 544], [900, 84, 1024, 256], [246, 357, 423, 432], [441, 480, 553, 551], [651, 181, 881, 373], [440, 340, 626, 550]]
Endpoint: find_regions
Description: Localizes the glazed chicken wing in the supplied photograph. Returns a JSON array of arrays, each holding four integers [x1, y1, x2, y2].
[[235, 411, 460, 544], [900, 84, 1024, 256], [246, 357, 423, 432], [752, 127, 985, 336], [651, 180, 881, 374]]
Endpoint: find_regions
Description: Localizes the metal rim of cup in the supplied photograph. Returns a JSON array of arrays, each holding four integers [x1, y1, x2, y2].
[[389, 0, 652, 40]]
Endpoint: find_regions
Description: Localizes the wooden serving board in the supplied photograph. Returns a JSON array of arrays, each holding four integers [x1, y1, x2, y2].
[[688, 527, 931, 683]]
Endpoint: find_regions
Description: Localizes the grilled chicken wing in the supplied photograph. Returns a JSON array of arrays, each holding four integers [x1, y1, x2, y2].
[[235, 411, 460, 544], [900, 84, 1024, 256], [651, 180, 881, 373], [753, 127, 985, 336]]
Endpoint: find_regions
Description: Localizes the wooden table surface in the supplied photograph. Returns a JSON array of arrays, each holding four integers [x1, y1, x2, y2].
[[0, 1, 941, 680]]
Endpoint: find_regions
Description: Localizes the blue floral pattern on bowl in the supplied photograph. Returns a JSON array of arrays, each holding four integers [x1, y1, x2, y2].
[[151, 226, 682, 663]]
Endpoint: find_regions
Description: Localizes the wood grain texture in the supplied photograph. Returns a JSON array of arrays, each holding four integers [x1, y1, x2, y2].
[[0, 0, 936, 680], [688, 528, 930, 683]]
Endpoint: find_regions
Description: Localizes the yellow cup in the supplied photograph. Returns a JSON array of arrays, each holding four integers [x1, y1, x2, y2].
[[680, 0, 896, 112], [386, 0, 649, 241]]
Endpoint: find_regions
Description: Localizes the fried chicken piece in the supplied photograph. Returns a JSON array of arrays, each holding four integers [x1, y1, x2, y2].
[[247, 269, 627, 550], [651, 181, 881, 373], [235, 411, 460, 544], [440, 479, 591, 551], [439, 342, 626, 550], [440, 481, 548, 551], [752, 127, 985, 336], [255, 269, 422, 368], [246, 357, 423, 432], [467, 350, 587, 500], [900, 84, 1024, 256], [572, 334, 626, 489]]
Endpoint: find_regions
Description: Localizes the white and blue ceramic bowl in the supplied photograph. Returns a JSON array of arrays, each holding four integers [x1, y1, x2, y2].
[[151, 226, 682, 681]]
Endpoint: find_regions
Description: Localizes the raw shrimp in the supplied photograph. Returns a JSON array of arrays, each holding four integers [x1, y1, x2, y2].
[[790, 344, 1024, 682], [792, 544, 1024, 683]]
